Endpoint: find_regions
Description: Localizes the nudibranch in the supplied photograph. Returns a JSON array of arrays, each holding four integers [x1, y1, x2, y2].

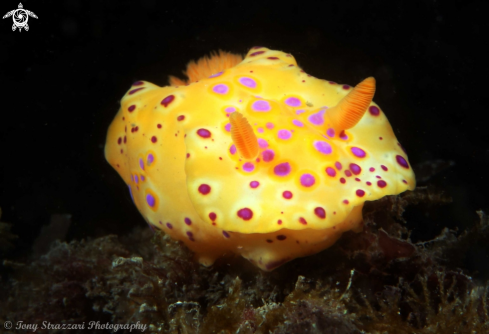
[[105, 47, 415, 271]]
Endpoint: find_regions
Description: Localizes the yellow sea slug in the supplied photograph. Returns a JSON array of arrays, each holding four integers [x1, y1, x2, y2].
[[105, 47, 416, 271]]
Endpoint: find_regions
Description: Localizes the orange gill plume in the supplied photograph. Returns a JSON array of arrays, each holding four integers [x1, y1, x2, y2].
[[169, 50, 243, 86], [327, 77, 376, 132], [229, 111, 259, 160]]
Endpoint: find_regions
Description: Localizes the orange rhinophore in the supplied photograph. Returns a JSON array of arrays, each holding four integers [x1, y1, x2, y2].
[[229, 112, 259, 159], [327, 77, 376, 132]]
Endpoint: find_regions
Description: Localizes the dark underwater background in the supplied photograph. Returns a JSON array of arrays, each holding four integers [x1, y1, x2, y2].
[[1, 0, 488, 332]]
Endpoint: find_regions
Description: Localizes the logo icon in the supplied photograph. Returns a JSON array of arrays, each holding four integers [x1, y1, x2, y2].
[[3, 3, 37, 32]]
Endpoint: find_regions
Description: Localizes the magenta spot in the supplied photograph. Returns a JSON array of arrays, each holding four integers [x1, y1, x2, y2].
[[349, 163, 362, 175], [151, 136, 157, 143], [285, 97, 301, 107], [266, 122, 274, 129], [157, 124, 162, 129], [340, 131, 348, 140], [343, 199, 349, 204], [197, 128, 211, 138], [225, 123, 231, 132], [135, 175, 139, 184], [356, 189, 365, 197], [209, 212, 217, 221], [198, 184, 211, 195], [396, 155, 410, 169], [299, 217, 307, 225], [369, 167, 375, 172], [342, 85, 351, 90], [257, 127, 264, 133], [314, 207, 326, 219], [402, 179, 408, 184], [340, 178, 346, 184], [335, 162, 343, 170], [146, 194, 155, 207], [277, 219, 282, 225], [282, 191, 293, 199], [230, 144, 236, 155], [308, 109, 325, 125], [128, 105, 136, 112], [184, 217, 192, 225], [366, 181, 372, 186], [278, 129, 292, 140], [262, 149, 275, 162], [186, 231, 194, 241], [118, 137, 122, 145], [243, 162, 255, 172], [252, 100, 271, 112], [292, 119, 304, 127], [300, 173, 315, 187], [250, 51, 265, 56], [326, 167, 336, 177], [225, 106, 236, 113], [295, 109, 306, 115], [147, 154, 154, 166], [129, 87, 144, 95], [213, 84, 229, 94], [345, 170, 352, 177], [239, 77, 257, 88], [369, 105, 380, 116], [351, 147, 366, 158], [314, 141, 332, 154], [327, 128, 335, 137], [141, 175, 145, 181], [377, 180, 387, 188], [166, 222, 173, 229], [381, 165, 388, 171], [161, 95, 175, 107], [139, 158, 144, 170], [250, 181, 260, 188], [237, 208, 253, 220], [267, 56, 279, 60], [177, 115, 185, 121], [257, 138, 269, 148], [209, 71, 223, 78], [222, 231, 230, 238], [274, 162, 291, 176], [132, 81, 144, 86]]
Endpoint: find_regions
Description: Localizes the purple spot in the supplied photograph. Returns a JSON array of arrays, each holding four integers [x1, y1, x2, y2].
[[128, 185, 134, 202], [198, 184, 211, 195], [308, 109, 325, 125], [282, 191, 293, 199], [129, 87, 145, 95], [396, 155, 410, 169], [343, 85, 351, 90], [177, 115, 185, 121], [340, 178, 346, 184], [185, 217, 192, 225], [197, 128, 211, 138], [340, 131, 348, 140], [314, 141, 332, 154], [356, 189, 365, 197], [314, 207, 326, 219], [139, 158, 145, 170], [239, 77, 257, 88], [369, 167, 375, 172], [295, 109, 306, 115], [132, 81, 144, 86], [237, 208, 253, 220], [299, 217, 307, 225], [243, 162, 255, 172], [135, 175, 139, 184], [250, 181, 260, 188], [274, 162, 291, 176], [209, 71, 223, 78], [335, 161, 343, 170], [252, 100, 271, 112], [186, 231, 194, 241], [147, 154, 154, 166], [213, 84, 229, 94], [266, 122, 274, 129], [209, 212, 217, 221], [345, 170, 352, 177], [128, 105, 136, 112], [257, 127, 264, 133], [285, 97, 301, 107], [381, 165, 388, 171], [222, 231, 230, 238], [225, 123, 231, 132], [369, 105, 380, 116], [262, 149, 275, 162], [292, 119, 304, 127], [166, 222, 173, 229], [230, 144, 236, 155], [327, 128, 335, 137], [349, 163, 362, 175], [250, 51, 265, 56], [278, 129, 292, 140], [326, 167, 336, 177], [351, 147, 366, 158], [377, 180, 387, 188], [161, 95, 175, 107], [225, 106, 236, 113], [146, 194, 155, 207], [258, 138, 269, 148], [300, 173, 315, 187]]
